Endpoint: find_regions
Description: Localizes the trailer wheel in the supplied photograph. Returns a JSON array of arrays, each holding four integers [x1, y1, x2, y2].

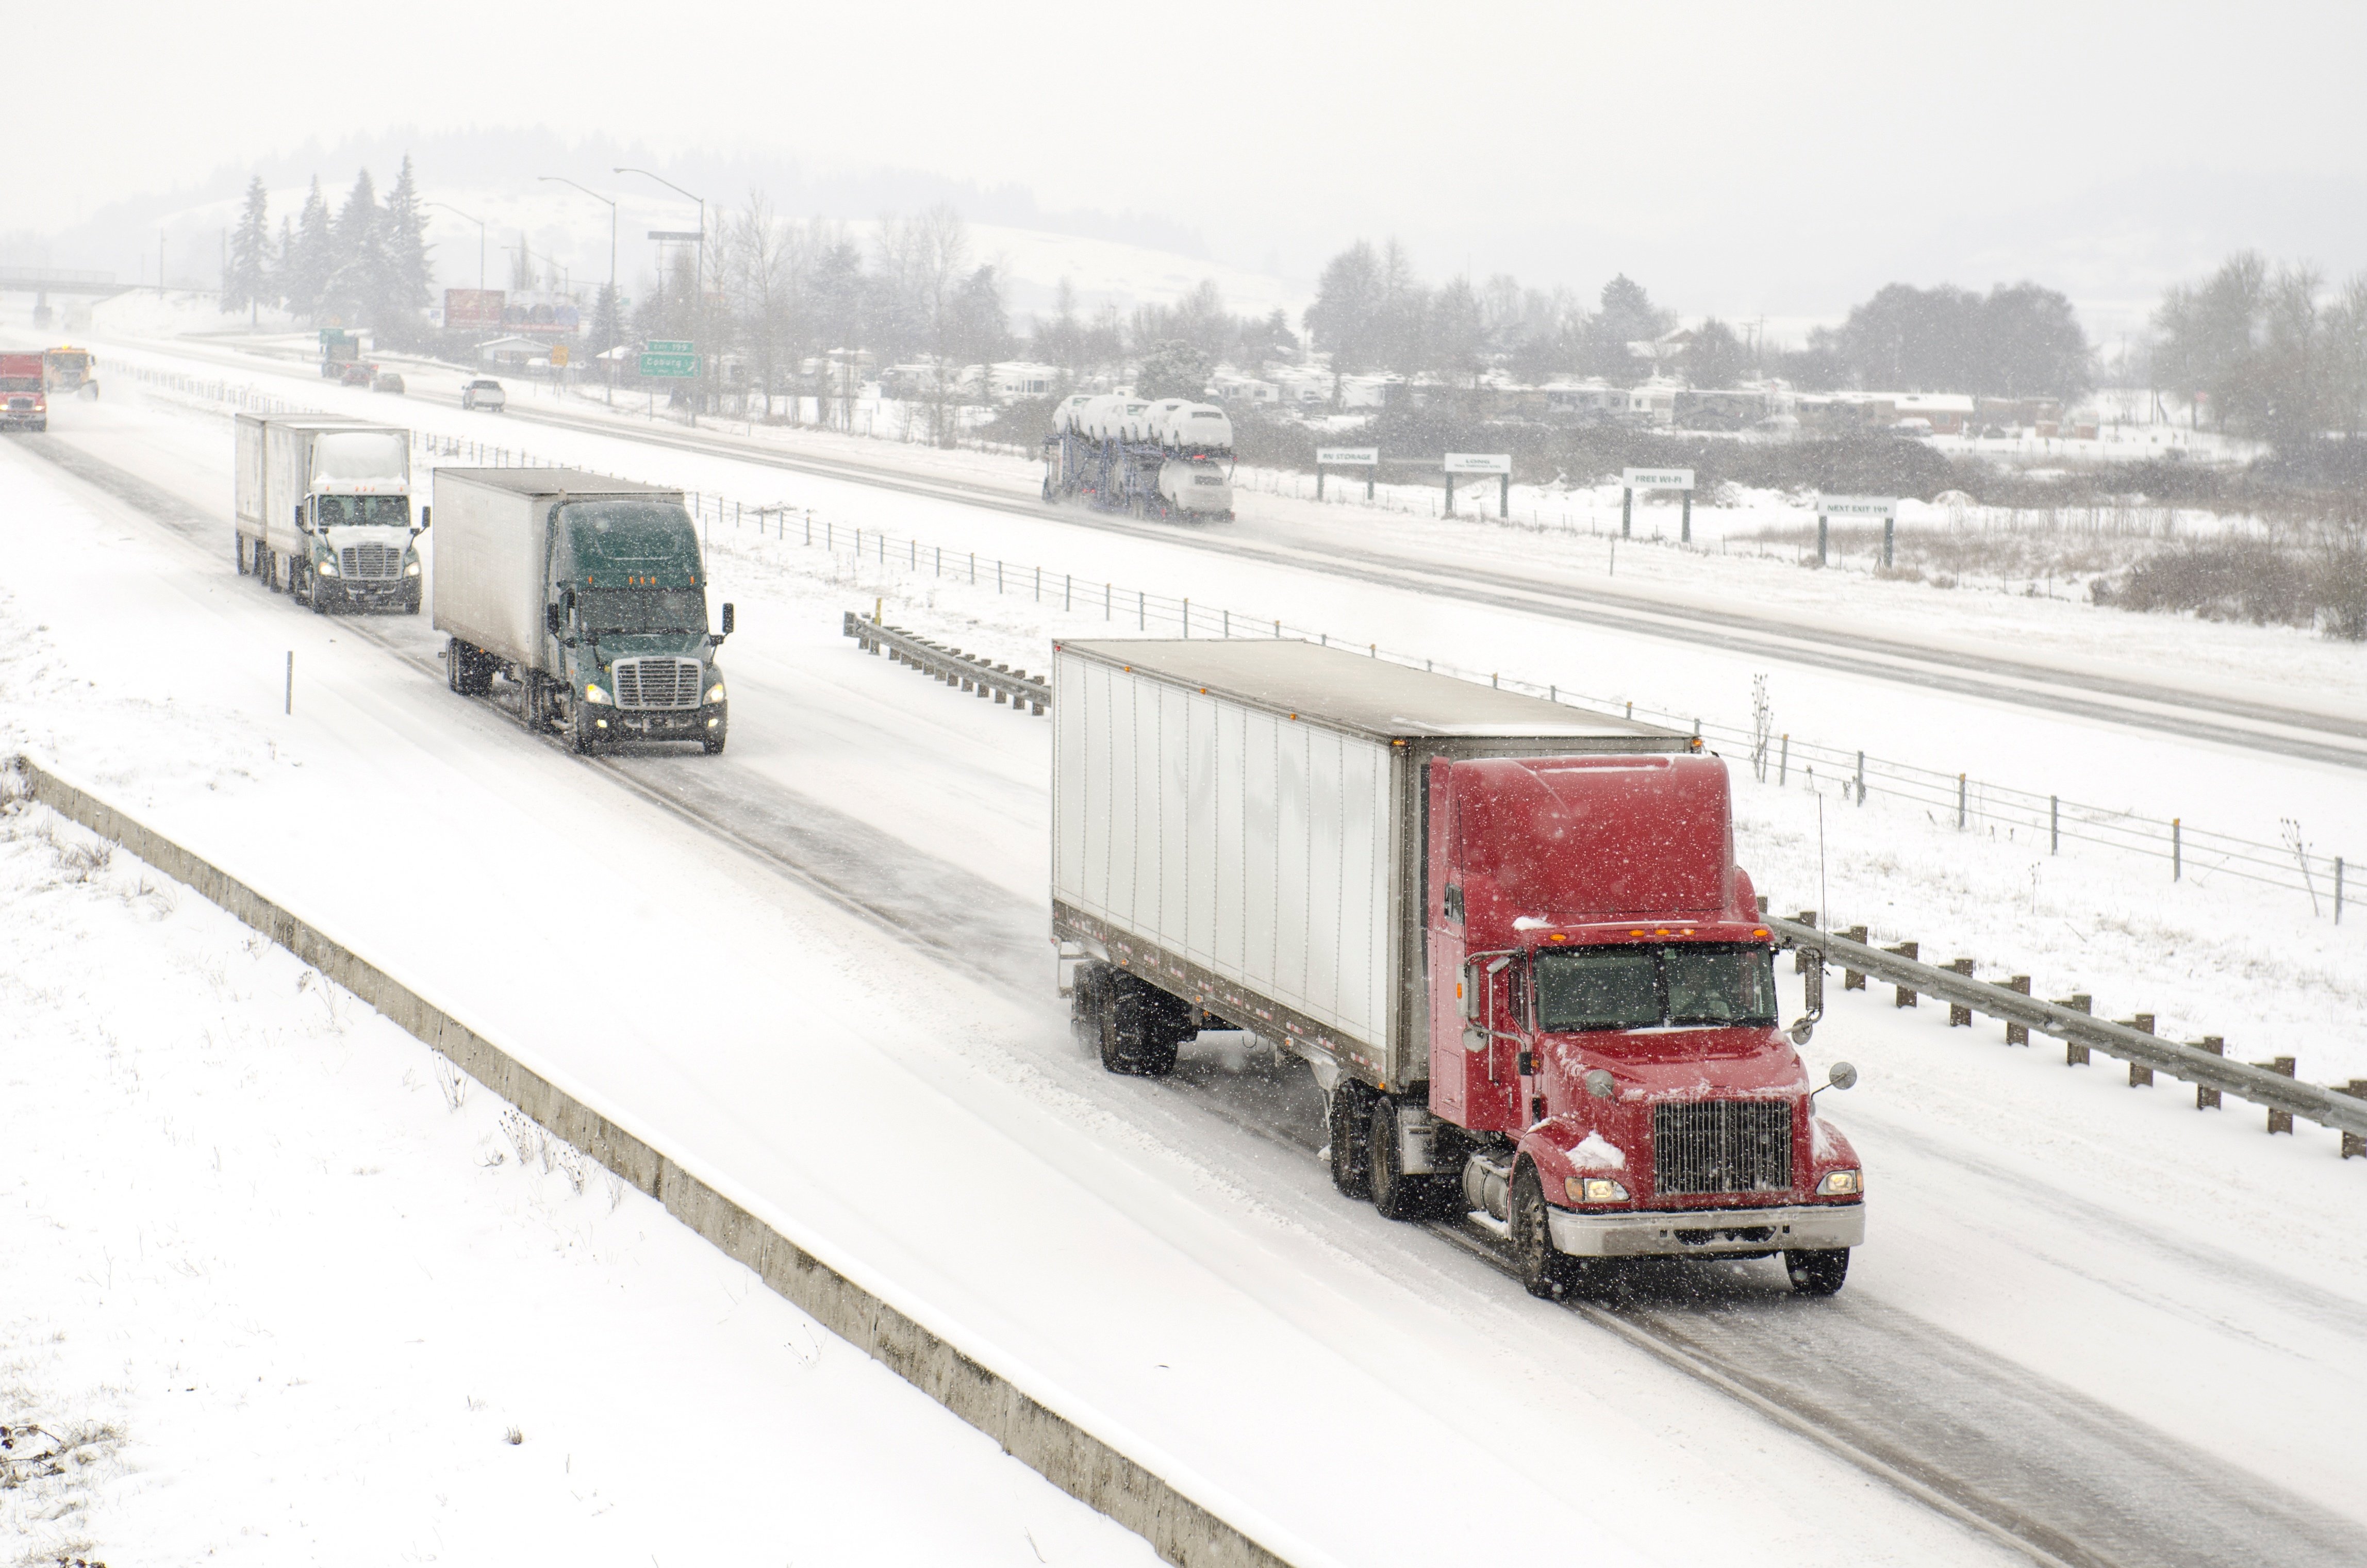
[[1099, 970, 1180, 1077], [1326, 1080, 1376, 1199], [1368, 1098, 1453, 1220], [1784, 1248, 1850, 1296], [259, 548, 278, 591], [1511, 1164, 1576, 1299], [235, 536, 249, 576]]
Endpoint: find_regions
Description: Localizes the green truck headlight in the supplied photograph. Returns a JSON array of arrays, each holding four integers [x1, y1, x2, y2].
[[1566, 1176, 1630, 1204], [584, 683, 611, 705], [404, 560, 422, 576], [317, 556, 340, 576], [704, 681, 726, 704], [1816, 1170, 1862, 1196]]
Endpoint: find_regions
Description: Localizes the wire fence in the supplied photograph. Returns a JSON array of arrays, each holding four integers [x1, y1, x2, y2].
[[115, 358, 2358, 926]]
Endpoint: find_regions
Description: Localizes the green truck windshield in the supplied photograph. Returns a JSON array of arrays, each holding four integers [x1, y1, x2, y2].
[[582, 588, 706, 634], [315, 496, 409, 526], [1534, 944, 1778, 1032]]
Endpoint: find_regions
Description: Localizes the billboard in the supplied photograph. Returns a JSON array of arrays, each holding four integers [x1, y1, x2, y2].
[[443, 288, 505, 333], [502, 292, 582, 337]]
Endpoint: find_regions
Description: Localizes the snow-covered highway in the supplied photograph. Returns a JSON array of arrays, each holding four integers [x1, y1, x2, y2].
[[4, 381, 2363, 1567]]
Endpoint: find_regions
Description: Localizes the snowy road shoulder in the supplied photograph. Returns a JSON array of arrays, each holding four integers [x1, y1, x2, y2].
[[0, 786, 1158, 1567]]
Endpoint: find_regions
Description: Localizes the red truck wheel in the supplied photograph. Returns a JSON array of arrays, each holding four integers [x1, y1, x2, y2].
[[1511, 1165, 1576, 1299], [1785, 1249, 1849, 1296], [1369, 1098, 1453, 1220]]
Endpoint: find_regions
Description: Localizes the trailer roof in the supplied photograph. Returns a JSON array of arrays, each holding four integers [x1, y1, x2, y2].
[[431, 467, 683, 499], [1056, 639, 1690, 742]]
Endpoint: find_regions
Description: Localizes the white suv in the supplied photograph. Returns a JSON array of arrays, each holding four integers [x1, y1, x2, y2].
[[461, 378, 506, 412]]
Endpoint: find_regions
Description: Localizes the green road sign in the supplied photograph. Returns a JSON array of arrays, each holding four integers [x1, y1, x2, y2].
[[638, 352, 700, 378], [644, 339, 693, 354]]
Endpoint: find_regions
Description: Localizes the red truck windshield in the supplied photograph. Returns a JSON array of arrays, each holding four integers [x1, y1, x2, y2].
[[1534, 944, 1778, 1032], [0, 377, 40, 393]]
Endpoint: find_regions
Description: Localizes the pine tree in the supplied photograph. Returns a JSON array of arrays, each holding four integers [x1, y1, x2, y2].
[[322, 170, 380, 326], [377, 156, 434, 345], [225, 177, 273, 324], [286, 179, 334, 321]]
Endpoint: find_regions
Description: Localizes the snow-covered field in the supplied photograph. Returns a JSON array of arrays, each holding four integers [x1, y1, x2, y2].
[[5, 360, 2365, 1566], [0, 785, 1160, 1566]]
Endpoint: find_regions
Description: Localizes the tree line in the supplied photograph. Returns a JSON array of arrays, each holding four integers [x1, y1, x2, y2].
[[1295, 238, 2094, 400], [221, 161, 434, 344], [2148, 251, 2367, 444]]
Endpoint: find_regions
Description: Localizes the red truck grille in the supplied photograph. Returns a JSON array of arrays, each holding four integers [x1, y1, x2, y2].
[[1652, 1101, 1792, 1196], [612, 657, 701, 709]]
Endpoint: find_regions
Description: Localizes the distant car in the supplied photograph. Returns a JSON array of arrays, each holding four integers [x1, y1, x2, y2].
[[340, 362, 375, 387], [372, 370, 406, 394], [461, 377, 506, 412]]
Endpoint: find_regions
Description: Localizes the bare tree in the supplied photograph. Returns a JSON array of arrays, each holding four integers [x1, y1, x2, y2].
[[723, 191, 797, 420]]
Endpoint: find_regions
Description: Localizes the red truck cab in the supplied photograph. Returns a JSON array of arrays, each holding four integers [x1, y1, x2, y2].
[[0, 353, 48, 432], [1422, 753, 1863, 1296]]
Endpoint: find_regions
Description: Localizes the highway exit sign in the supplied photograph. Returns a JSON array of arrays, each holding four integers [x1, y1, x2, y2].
[[638, 351, 699, 378]]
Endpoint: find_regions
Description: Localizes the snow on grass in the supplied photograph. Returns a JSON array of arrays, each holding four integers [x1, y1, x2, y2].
[[0, 781, 1160, 1567]]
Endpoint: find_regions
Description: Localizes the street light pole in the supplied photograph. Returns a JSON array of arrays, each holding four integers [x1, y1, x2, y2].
[[615, 166, 708, 418], [538, 175, 618, 407], [424, 202, 487, 291]]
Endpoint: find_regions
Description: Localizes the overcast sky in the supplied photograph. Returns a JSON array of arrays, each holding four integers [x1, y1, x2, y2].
[[15, 0, 2367, 333]]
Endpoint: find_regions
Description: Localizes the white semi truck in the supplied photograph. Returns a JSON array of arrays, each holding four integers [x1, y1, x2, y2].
[[233, 413, 421, 614]]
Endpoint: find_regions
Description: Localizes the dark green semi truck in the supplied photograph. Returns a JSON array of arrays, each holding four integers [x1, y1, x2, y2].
[[432, 468, 733, 754]]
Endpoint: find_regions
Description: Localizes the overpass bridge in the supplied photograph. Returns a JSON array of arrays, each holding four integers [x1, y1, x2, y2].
[[0, 267, 132, 298]]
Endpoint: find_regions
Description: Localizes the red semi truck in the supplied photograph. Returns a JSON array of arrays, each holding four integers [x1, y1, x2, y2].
[[1, 352, 47, 432], [1051, 640, 1864, 1297]]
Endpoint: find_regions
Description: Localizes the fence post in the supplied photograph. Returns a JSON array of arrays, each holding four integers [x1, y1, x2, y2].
[[2253, 1057, 2296, 1133], [2004, 976, 2030, 1044], [1621, 487, 1632, 538], [1779, 735, 1789, 786], [1842, 927, 1867, 991], [1947, 960, 1974, 1026], [1793, 911, 1817, 974], [1066, 573, 1072, 612], [1816, 514, 1828, 566], [2056, 994, 2092, 1064], [2339, 1081, 2366, 1158], [1138, 590, 1145, 630], [2050, 795, 2059, 853], [1885, 942, 1918, 1007], [2195, 1036, 2224, 1110], [1855, 750, 1865, 805], [1183, 599, 1190, 637], [2121, 1014, 2156, 1085], [2335, 857, 2344, 924], [1882, 516, 1895, 569], [2173, 818, 2182, 881]]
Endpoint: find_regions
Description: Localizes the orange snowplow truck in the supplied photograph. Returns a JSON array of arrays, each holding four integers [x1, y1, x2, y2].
[[45, 345, 97, 400], [1, 352, 47, 432]]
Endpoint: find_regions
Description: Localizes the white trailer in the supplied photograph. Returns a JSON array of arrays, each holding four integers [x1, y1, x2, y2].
[[233, 413, 419, 613], [1050, 638, 1687, 1086]]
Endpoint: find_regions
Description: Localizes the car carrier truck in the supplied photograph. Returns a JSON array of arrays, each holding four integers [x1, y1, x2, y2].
[[1051, 639, 1864, 1297], [234, 413, 420, 613], [1042, 393, 1235, 522], [432, 468, 733, 754]]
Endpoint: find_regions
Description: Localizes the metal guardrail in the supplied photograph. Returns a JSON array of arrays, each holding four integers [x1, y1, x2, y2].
[[843, 611, 1050, 714], [1768, 913, 2367, 1150]]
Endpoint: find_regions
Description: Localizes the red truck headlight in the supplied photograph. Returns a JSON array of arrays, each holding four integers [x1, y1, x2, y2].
[[1566, 1176, 1630, 1204], [1816, 1170, 1862, 1196]]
